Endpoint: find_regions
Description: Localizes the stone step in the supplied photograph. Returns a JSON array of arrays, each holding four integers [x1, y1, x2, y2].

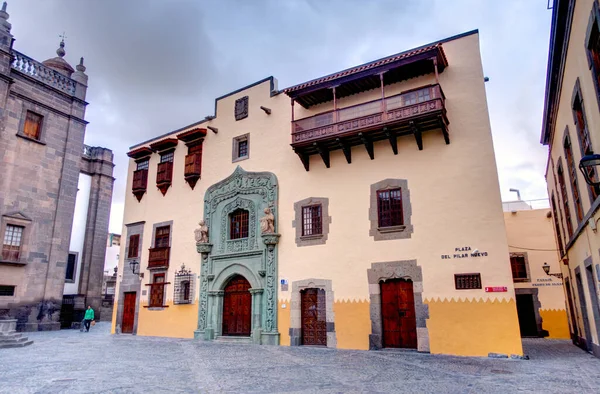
[[0, 332, 20, 339], [0, 335, 29, 343], [214, 336, 253, 344], [0, 340, 33, 349]]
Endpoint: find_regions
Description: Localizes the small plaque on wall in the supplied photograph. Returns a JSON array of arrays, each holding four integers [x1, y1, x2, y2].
[[485, 286, 507, 293], [235, 96, 249, 121], [281, 283, 288, 291], [142, 290, 147, 296]]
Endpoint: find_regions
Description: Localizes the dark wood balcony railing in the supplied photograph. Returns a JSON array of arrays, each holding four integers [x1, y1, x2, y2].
[[132, 169, 148, 202], [184, 153, 202, 190], [156, 161, 173, 195], [290, 84, 449, 170], [148, 246, 170, 269]]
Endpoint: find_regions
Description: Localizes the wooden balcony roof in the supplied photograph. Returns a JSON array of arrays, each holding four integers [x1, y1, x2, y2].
[[177, 128, 207, 143], [284, 44, 448, 108], [150, 138, 178, 152], [127, 146, 153, 160]]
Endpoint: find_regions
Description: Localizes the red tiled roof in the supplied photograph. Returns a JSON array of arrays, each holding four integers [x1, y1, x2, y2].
[[284, 44, 447, 94]]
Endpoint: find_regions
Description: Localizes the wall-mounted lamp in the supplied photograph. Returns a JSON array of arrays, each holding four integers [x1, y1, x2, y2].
[[542, 262, 563, 279], [129, 259, 144, 278], [579, 155, 600, 186]]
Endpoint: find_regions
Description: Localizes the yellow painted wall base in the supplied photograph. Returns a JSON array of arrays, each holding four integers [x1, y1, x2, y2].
[[334, 300, 370, 350], [541, 309, 570, 339], [110, 301, 118, 334], [278, 300, 290, 346], [427, 298, 523, 357], [137, 301, 198, 339]]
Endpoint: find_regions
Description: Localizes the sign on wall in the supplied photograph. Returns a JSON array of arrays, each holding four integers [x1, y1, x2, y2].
[[441, 246, 488, 260]]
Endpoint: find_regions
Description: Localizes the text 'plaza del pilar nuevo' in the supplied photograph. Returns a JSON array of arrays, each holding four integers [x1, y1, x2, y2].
[[3, 0, 600, 363]]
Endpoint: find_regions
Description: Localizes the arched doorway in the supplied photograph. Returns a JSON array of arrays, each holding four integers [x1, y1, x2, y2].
[[300, 288, 327, 346], [222, 275, 252, 336], [380, 278, 417, 349]]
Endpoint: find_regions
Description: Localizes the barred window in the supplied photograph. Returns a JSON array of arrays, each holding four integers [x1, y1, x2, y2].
[[454, 274, 482, 290], [0, 285, 15, 296], [136, 160, 149, 170], [230, 209, 249, 239], [2, 225, 24, 262], [160, 151, 174, 163], [174, 264, 194, 305], [302, 205, 322, 236], [238, 140, 248, 158], [377, 188, 403, 227]]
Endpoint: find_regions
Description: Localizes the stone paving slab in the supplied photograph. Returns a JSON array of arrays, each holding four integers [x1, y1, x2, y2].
[[0, 323, 599, 393]]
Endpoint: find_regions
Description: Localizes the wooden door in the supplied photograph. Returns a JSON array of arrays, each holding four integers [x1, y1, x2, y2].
[[122, 292, 136, 334], [516, 294, 538, 337], [222, 275, 251, 336], [301, 288, 327, 346], [380, 279, 417, 348]]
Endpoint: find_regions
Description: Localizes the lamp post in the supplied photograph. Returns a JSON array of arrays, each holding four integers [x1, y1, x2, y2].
[[542, 262, 563, 279], [579, 154, 600, 186]]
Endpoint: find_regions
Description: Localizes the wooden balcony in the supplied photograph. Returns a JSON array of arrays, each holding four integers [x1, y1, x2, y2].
[[156, 161, 173, 195], [184, 153, 202, 189], [148, 246, 170, 270], [291, 84, 449, 170], [132, 169, 148, 202]]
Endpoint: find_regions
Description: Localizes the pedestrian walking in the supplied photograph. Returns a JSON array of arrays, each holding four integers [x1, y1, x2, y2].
[[83, 305, 95, 332]]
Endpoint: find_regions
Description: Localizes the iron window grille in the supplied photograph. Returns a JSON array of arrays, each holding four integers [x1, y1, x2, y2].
[[160, 151, 174, 163], [2, 224, 24, 262], [0, 285, 15, 296], [136, 160, 149, 170], [174, 264, 195, 305], [377, 188, 403, 227], [302, 205, 322, 236], [238, 140, 248, 158], [230, 209, 249, 239], [454, 274, 482, 290]]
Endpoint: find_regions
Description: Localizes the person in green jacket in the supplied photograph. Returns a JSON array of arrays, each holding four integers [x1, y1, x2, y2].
[[83, 306, 95, 332]]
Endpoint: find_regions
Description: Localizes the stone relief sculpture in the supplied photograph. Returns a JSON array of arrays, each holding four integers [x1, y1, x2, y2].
[[260, 207, 275, 234], [195, 220, 209, 243]]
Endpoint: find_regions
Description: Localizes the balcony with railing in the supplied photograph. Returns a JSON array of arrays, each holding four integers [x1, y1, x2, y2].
[[184, 153, 202, 189], [11, 50, 77, 96], [132, 169, 148, 202], [284, 43, 449, 171], [148, 246, 170, 270], [156, 161, 173, 195]]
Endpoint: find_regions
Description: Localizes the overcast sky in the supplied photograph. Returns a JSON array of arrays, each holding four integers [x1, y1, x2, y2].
[[7, 0, 552, 234]]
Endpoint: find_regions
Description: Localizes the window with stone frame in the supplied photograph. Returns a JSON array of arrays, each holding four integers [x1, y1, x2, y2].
[[65, 252, 77, 282], [128, 234, 140, 258], [23, 111, 43, 140], [0, 285, 15, 297], [154, 226, 170, 248], [586, 0, 600, 108], [510, 253, 530, 282], [551, 194, 565, 256], [2, 225, 24, 262], [148, 273, 167, 308], [377, 188, 403, 228], [174, 264, 194, 305], [232, 134, 250, 162], [564, 134, 584, 222], [557, 161, 574, 238], [302, 205, 322, 236], [454, 273, 482, 290], [230, 209, 249, 239]]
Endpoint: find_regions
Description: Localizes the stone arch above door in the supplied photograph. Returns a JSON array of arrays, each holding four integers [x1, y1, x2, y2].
[[213, 263, 262, 291], [367, 260, 429, 352]]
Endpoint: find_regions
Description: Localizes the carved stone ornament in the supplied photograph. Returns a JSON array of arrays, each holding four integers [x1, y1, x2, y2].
[[260, 207, 275, 234], [235, 96, 249, 121], [194, 220, 209, 244], [196, 243, 213, 255]]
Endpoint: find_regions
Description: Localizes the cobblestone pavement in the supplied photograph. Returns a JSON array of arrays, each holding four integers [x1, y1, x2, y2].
[[1, 323, 600, 393]]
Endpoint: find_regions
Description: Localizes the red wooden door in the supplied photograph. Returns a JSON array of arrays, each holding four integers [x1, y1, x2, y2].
[[122, 292, 136, 334], [301, 288, 327, 346], [381, 279, 417, 348], [222, 275, 252, 336]]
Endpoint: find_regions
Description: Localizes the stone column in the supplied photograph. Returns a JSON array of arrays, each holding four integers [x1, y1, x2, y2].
[[194, 243, 212, 340], [249, 288, 264, 344], [214, 291, 224, 338], [261, 233, 280, 345]]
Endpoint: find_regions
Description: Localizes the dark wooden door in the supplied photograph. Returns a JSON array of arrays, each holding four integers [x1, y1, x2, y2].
[[516, 294, 538, 337], [381, 279, 417, 348], [301, 288, 327, 346], [122, 292, 136, 334], [222, 275, 251, 336]]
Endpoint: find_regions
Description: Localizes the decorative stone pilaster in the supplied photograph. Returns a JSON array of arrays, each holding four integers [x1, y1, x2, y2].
[[261, 234, 280, 345], [194, 243, 212, 340], [249, 288, 264, 343]]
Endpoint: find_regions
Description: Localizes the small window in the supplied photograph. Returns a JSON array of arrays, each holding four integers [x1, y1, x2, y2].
[[510, 254, 529, 281], [586, 2, 600, 108], [128, 234, 140, 258], [230, 209, 249, 239], [160, 151, 174, 163], [154, 226, 170, 248], [136, 160, 149, 171], [0, 285, 15, 296], [2, 225, 24, 262], [302, 205, 322, 236], [454, 274, 482, 290], [417, 89, 431, 103], [65, 253, 77, 281], [377, 188, 403, 228], [23, 111, 42, 140], [232, 134, 250, 162]]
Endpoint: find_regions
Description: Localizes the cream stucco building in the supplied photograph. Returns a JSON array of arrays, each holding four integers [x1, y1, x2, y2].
[[541, 0, 600, 358], [112, 30, 524, 357]]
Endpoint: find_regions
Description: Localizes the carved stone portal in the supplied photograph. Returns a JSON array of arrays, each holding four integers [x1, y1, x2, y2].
[[194, 166, 279, 345]]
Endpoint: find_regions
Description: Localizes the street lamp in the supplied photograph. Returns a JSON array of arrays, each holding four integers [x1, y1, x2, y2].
[[579, 154, 600, 186], [542, 262, 563, 279], [129, 259, 139, 275]]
